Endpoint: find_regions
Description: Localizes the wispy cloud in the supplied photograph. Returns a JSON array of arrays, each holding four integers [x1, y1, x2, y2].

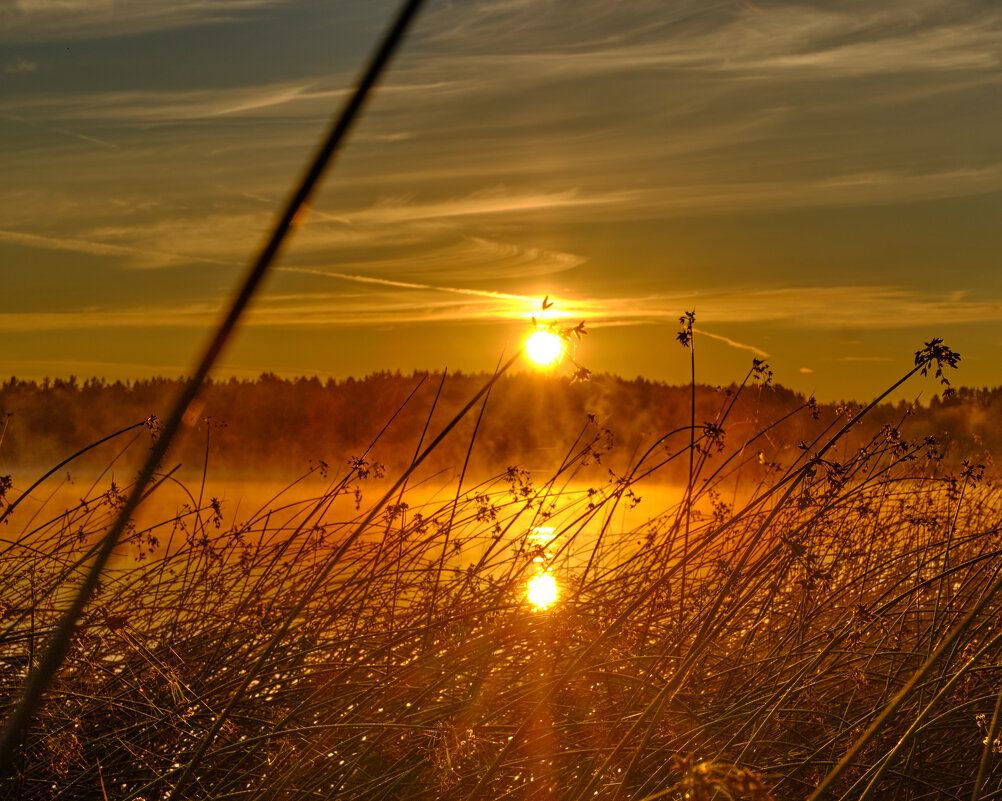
[[0, 228, 235, 267], [693, 327, 769, 359], [0, 82, 347, 122], [336, 188, 637, 225], [335, 164, 1002, 220], [3, 113, 119, 149], [0, 76, 466, 125], [626, 165, 1002, 216], [0, 0, 289, 42], [281, 267, 540, 305], [249, 283, 1002, 330], [598, 286, 1002, 329], [290, 236, 584, 282], [0, 193, 592, 275], [421, 0, 1002, 79], [0, 306, 218, 332], [4, 284, 998, 335], [5, 0, 1000, 227], [4, 56, 37, 74]]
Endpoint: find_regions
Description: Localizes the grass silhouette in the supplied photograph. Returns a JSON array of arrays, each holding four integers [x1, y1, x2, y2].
[[5, 335, 1002, 799], [0, 1, 996, 797]]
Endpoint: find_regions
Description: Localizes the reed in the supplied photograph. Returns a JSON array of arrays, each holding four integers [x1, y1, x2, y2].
[[3, 336, 1000, 800]]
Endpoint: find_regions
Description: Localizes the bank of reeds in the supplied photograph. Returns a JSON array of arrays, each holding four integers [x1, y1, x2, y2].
[[3, 340, 1002, 800]]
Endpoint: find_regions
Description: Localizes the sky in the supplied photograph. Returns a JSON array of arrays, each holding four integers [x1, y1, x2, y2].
[[1, 0, 1001, 401]]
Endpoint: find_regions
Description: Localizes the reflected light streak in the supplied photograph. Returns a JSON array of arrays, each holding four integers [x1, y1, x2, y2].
[[529, 526, 556, 544]]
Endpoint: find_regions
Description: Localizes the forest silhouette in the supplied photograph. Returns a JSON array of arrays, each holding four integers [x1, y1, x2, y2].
[[0, 372, 992, 484]]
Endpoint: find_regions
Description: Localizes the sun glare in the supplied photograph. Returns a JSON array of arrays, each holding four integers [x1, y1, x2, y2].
[[525, 329, 565, 367], [527, 572, 558, 610], [529, 526, 556, 544]]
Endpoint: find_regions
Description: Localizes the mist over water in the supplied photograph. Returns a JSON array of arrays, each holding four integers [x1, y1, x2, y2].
[[3, 470, 690, 567]]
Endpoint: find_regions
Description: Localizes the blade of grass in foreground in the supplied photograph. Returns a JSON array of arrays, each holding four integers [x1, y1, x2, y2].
[[0, 0, 428, 773]]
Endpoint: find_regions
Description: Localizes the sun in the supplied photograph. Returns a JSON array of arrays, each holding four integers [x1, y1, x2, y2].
[[525, 329, 565, 367], [527, 572, 558, 610]]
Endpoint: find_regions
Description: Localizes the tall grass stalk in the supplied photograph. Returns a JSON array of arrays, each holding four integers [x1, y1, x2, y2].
[[2, 340, 996, 800], [2, 378, 997, 800], [0, 0, 427, 772]]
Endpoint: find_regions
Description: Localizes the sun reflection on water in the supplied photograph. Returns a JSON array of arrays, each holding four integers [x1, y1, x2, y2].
[[529, 526, 556, 544], [527, 572, 558, 610]]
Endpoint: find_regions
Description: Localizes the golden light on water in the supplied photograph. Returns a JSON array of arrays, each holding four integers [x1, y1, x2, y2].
[[529, 526, 556, 544], [525, 329, 565, 367], [527, 572, 558, 610]]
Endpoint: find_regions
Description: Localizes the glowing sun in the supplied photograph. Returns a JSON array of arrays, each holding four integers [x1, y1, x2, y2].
[[525, 329, 565, 367], [527, 572, 558, 610]]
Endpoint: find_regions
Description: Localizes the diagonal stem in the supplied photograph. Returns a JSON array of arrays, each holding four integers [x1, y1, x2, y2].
[[0, 0, 427, 772]]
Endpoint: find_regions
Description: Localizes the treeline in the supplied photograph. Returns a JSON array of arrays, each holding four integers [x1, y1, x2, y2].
[[0, 372, 993, 484]]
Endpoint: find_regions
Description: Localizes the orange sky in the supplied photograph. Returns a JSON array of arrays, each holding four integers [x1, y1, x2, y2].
[[2, 0, 1001, 400]]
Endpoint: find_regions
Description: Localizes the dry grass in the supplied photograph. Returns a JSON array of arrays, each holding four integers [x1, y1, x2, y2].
[[2, 346, 1002, 800]]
